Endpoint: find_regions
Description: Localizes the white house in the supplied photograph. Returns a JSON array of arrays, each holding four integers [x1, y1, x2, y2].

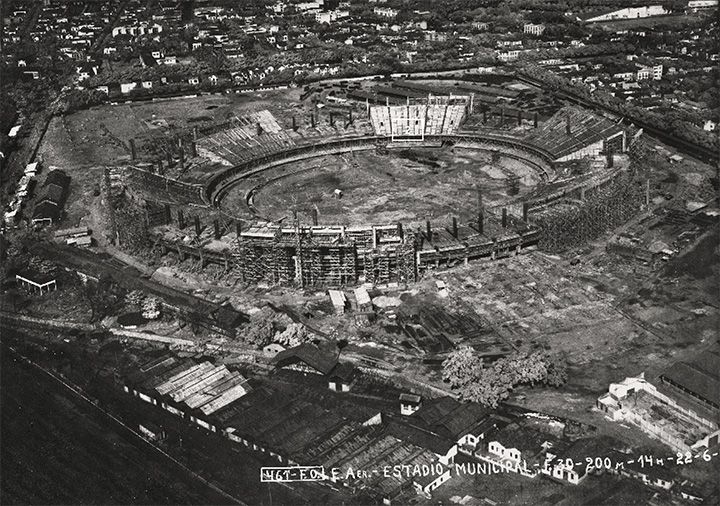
[[523, 23, 545, 36], [374, 6, 398, 18], [400, 393, 422, 415], [120, 82, 137, 93]]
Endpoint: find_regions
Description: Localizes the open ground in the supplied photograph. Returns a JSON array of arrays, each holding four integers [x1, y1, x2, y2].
[[228, 146, 541, 225]]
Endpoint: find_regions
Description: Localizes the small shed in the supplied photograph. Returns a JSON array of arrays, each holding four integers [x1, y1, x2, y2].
[[117, 312, 149, 329], [138, 422, 166, 441], [263, 343, 286, 356], [354, 286, 372, 311], [328, 289, 347, 314], [327, 363, 356, 392], [400, 393, 422, 415]]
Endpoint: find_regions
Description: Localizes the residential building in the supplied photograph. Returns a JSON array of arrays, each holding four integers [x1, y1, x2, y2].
[[315, 9, 349, 23], [498, 50, 520, 62], [400, 393, 422, 415], [597, 370, 720, 453], [374, 7, 398, 18], [112, 22, 163, 38], [687, 0, 718, 10], [523, 23, 545, 36], [32, 170, 71, 226]]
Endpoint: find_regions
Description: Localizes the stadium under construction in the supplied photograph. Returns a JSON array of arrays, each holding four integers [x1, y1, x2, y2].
[[110, 92, 642, 288]]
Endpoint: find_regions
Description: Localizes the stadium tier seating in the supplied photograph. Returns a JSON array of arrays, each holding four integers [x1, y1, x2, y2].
[[368, 103, 466, 137], [523, 107, 624, 161]]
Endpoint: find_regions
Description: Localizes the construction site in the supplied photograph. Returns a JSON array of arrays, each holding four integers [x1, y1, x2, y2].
[[4, 70, 719, 505], [101, 82, 644, 289]]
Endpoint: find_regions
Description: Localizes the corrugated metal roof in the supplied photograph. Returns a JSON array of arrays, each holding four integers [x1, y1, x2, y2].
[[170, 366, 229, 403], [354, 286, 371, 306], [156, 362, 214, 396], [199, 379, 252, 415], [328, 289, 346, 307]]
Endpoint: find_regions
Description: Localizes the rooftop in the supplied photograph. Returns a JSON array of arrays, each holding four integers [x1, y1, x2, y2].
[[271, 343, 338, 375], [660, 349, 720, 408]]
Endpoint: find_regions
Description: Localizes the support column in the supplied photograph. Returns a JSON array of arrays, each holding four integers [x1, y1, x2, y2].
[[213, 219, 221, 239], [452, 217, 458, 238], [502, 208, 507, 228], [194, 215, 201, 237], [533, 112, 538, 128], [426, 220, 432, 242], [129, 138, 137, 160], [522, 202, 529, 222], [178, 210, 185, 229]]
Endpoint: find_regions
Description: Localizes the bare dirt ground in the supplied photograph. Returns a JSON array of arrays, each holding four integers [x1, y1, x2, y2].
[[240, 147, 542, 225]]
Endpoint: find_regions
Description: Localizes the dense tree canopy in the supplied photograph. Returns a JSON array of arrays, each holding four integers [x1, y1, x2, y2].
[[442, 347, 569, 407]]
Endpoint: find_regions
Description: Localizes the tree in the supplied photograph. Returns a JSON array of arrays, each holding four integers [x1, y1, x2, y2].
[[461, 367, 513, 408], [543, 353, 568, 387], [124, 289, 145, 307], [242, 308, 278, 348], [141, 296, 161, 320], [442, 347, 569, 407], [275, 323, 308, 347], [244, 319, 274, 348], [499, 351, 548, 386], [82, 274, 121, 323], [442, 346, 483, 389]]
